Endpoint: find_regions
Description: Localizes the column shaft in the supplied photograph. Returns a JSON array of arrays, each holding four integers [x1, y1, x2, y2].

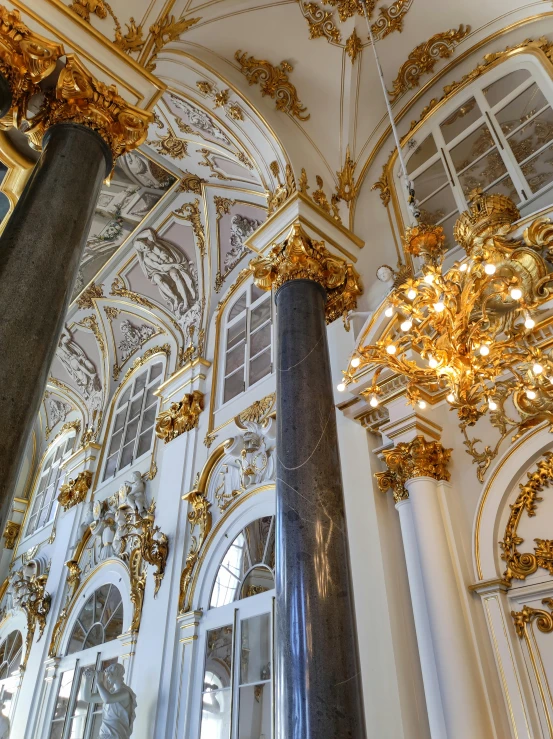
[[0, 122, 111, 520], [275, 279, 366, 739]]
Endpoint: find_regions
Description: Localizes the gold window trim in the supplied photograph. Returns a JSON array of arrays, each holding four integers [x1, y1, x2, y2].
[[381, 43, 553, 268]]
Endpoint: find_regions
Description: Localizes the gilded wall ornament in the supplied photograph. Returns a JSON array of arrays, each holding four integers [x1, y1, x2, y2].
[[114, 18, 145, 54], [148, 130, 188, 159], [179, 488, 211, 612], [120, 501, 169, 597], [312, 175, 342, 222], [249, 222, 362, 324], [2, 521, 20, 550], [58, 470, 93, 511], [110, 276, 157, 310], [214, 89, 230, 108], [6, 567, 52, 666], [196, 81, 214, 96], [388, 25, 471, 101], [228, 104, 244, 121], [155, 390, 204, 443], [178, 171, 206, 194], [323, 0, 365, 22], [76, 282, 104, 310], [371, 0, 413, 39], [301, 2, 341, 44], [235, 51, 310, 121], [49, 559, 81, 658], [198, 148, 229, 180], [345, 29, 362, 63], [238, 392, 276, 425], [267, 161, 296, 214], [512, 599, 553, 638], [336, 145, 356, 204], [174, 198, 207, 257], [144, 14, 201, 72], [118, 344, 171, 388]]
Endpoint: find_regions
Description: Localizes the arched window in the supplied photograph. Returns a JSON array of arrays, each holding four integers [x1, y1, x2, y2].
[[0, 630, 22, 718], [102, 361, 163, 481], [222, 284, 273, 405], [48, 584, 124, 739], [398, 57, 553, 251], [26, 433, 76, 537], [196, 516, 275, 739]]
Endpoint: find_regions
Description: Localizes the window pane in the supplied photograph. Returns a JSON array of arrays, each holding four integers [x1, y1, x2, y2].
[[496, 83, 548, 134], [241, 567, 275, 600], [483, 69, 532, 108], [507, 106, 553, 163], [450, 123, 495, 172], [141, 405, 157, 432], [124, 417, 140, 446], [102, 585, 121, 624], [120, 443, 135, 470], [118, 386, 132, 406], [243, 517, 272, 566], [225, 344, 245, 377], [50, 669, 74, 728], [440, 97, 481, 143], [64, 436, 75, 455], [240, 613, 271, 684], [128, 397, 143, 422], [108, 429, 123, 457], [484, 174, 518, 202], [200, 689, 232, 739], [144, 384, 159, 409], [413, 158, 449, 201], [136, 428, 154, 458], [227, 316, 246, 349], [229, 292, 247, 321], [521, 139, 553, 193], [84, 623, 104, 650], [203, 626, 233, 689], [249, 349, 271, 386], [134, 372, 147, 395], [250, 283, 265, 304], [250, 324, 271, 358], [67, 623, 85, 655], [418, 184, 457, 226], [224, 371, 244, 404], [66, 669, 91, 739], [238, 684, 272, 739], [113, 410, 126, 434], [49, 721, 65, 739], [104, 455, 117, 480], [457, 148, 507, 196], [439, 211, 460, 251], [104, 603, 124, 642], [149, 362, 162, 381], [406, 134, 437, 175], [250, 299, 271, 333]]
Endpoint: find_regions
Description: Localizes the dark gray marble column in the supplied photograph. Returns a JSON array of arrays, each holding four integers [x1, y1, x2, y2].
[[275, 278, 367, 739], [0, 73, 12, 119], [0, 122, 111, 522]]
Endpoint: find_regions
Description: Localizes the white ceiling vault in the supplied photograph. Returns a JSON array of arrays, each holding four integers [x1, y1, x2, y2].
[[7, 0, 553, 473]]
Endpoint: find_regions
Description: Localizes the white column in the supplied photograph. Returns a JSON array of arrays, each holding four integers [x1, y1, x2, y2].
[[395, 498, 447, 738], [406, 476, 493, 738]]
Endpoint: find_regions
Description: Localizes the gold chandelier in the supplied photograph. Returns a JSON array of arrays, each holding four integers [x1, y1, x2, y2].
[[340, 189, 553, 429]]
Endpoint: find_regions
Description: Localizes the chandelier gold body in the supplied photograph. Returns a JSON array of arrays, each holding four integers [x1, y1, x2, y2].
[[343, 190, 553, 432]]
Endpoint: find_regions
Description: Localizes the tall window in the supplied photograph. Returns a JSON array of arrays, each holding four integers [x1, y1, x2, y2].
[[48, 585, 123, 739], [197, 517, 275, 739], [26, 434, 76, 536], [103, 361, 162, 481], [0, 630, 22, 718], [402, 61, 553, 249], [223, 285, 273, 405]]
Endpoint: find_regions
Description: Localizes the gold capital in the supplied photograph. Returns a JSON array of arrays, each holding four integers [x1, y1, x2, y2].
[[376, 435, 452, 503], [2, 519, 20, 549], [25, 55, 151, 160], [155, 390, 204, 443], [249, 223, 362, 324]]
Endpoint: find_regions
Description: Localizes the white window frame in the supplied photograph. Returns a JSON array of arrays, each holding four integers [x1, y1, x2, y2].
[[396, 54, 553, 261], [220, 283, 274, 408], [101, 358, 164, 482], [25, 433, 76, 538], [0, 629, 23, 721]]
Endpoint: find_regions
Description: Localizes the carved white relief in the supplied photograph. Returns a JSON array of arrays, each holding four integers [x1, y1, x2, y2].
[[120, 151, 173, 189], [47, 398, 72, 429], [83, 663, 137, 739], [134, 228, 200, 333], [170, 94, 231, 145], [215, 420, 276, 511], [118, 320, 156, 363], [224, 214, 263, 273], [58, 326, 102, 408]]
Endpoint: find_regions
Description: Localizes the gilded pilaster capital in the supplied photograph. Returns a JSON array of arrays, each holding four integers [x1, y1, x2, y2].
[[25, 55, 151, 161], [0, 7, 63, 126], [249, 222, 362, 323], [376, 435, 452, 503]]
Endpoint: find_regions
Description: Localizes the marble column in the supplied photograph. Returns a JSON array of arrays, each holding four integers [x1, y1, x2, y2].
[[274, 277, 366, 739], [0, 122, 111, 521]]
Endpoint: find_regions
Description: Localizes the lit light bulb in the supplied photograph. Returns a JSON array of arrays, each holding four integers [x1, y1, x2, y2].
[[484, 263, 496, 275], [447, 393, 455, 403], [418, 400, 427, 409], [525, 316, 536, 329], [429, 357, 438, 369], [526, 389, 537, 400], [407, 289, 417, 300], [433, 301, 445, 312], [401, 319, 413, 332], [337, 383, 346, 392], [510, 287, 523, 300], [460, 263, 468, 272], [489, 399, 498, 411], [533, 363, 544, 375], [351, 357, 361, 368], [479, 345, 490, 356], [386, 344, 397, 355], [370, 394, 379, 408], [424, 273, 434, 284], [385, 306, 394, 318]]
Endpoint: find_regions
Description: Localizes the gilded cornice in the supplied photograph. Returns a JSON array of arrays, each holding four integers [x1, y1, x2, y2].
[[249, 222, 361, 324], [155, 390, 204, 443], [388, 24, 471, 101]]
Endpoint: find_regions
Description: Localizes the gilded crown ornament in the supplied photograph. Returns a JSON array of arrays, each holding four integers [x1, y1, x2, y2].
[[155, 390, 204, 443], [249, 223, 362, 324]]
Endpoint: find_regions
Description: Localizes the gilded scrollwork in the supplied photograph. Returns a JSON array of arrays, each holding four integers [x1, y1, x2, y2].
[[512, 599, 553, 638], [2, 520, 20, 550], [58, 470, 93, 511], [174, 198, 207, 257], [376, 435, 451, 502], [144, 13, 200, 72], [179, 488, 212, 613], [76, 282, 104, 310], [155, 390, 204, 443]]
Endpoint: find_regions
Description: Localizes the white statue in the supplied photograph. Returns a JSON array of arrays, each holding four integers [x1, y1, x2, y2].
[[224, 214, 262, 272], [84, 664, 137, 739], [0, 698, 10, 739], [58, 326, 102, 401], [120, 472, 147, 516], [134, 229, 197, 318], [118, 320, 155, 362]]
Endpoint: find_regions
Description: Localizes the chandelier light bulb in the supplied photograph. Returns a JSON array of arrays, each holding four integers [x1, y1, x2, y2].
[[369, 394, 379, 408], [433, 302, 445, 312], [418, 400, 427, 409], [337, 383, 346, 392], [407, 289, 417, 300], [386, 344, 397, 355], [526, 389, 537, 400], [428, 356, 438, 369], [447, 393, 455, 403], [400, 319, 412, 332], [525, 316, 535, 329], [351, 357, 361, 368], [460, 263, 468, 272], [384, 306, 394, 318], [484, 263, 496, 275], [510, 287, 523, 300], [423, 273, 434, 284], [488, 399, 498, 411], [479, 345, 490, 356], [533, 363, 544, 375]]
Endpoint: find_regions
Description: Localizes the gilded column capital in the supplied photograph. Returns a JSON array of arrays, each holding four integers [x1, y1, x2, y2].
[[376, 435, 452, 503], [0, 7, 64, 125], [249, 222, 362, 324], [25, 55, 151, 161]]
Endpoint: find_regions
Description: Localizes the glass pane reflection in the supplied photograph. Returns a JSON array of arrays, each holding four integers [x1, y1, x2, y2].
[[200, 625, 233, 739], [238, 685, 272, 739], [240, 614, 271, 685]]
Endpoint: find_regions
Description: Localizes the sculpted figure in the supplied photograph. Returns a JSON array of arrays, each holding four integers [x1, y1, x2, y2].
[[121, 472, 147, 516], [224, 214, 262, 272], [58, 326, 102, 401], [118, 320, 155, 361], [135, 229, 197, 318], [84, 664, 137, 739]]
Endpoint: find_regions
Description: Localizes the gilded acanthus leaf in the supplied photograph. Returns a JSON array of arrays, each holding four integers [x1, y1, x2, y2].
[[336, 145, 356, 204], [388, 24, 471, 101], [175, 198, 206, 256], [301, 2, 341, 44], [345, 29, 362, 63], [371, 0, 412, 39], [76, 282, 104, 310], [235, 50, 310, 121], [155, 391, 204, 443], [114, 18, 145, 53], [145, 14, 201, 72], [178, 171, 206, 194]]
